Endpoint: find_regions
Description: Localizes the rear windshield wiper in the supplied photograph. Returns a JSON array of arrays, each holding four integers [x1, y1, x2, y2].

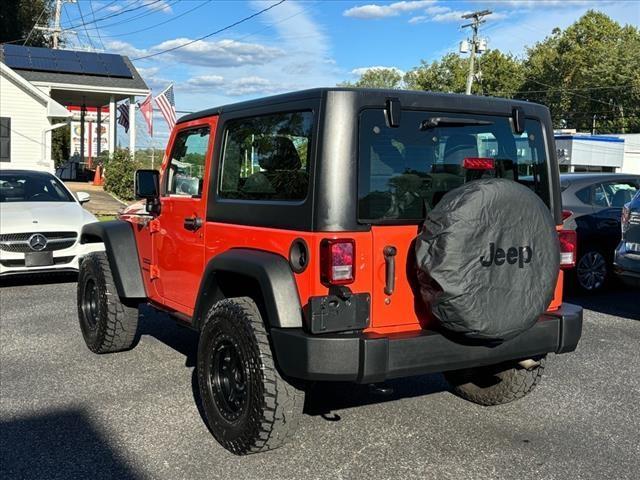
[[419, 117, 493, 130]]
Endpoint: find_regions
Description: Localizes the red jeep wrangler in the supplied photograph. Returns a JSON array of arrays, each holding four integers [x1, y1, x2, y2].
[[77, 88, 582, 455]]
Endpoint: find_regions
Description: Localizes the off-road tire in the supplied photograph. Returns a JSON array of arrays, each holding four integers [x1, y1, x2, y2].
[[444, 355, 546, 406], [77, 252, 139, 353], [197, 297, 304, 455]]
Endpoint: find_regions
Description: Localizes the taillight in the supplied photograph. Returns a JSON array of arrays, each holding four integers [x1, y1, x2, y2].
[[558, 229, 577, 269], [621, 206, 630, 234], [320, 239, 355, 285], [463, 157, 495, 170], [562, 209, 573, 222]]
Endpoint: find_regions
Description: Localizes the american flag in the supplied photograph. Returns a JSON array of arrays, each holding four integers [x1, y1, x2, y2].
[[155, 84, 177, 130], [117, 101, 130, 133]]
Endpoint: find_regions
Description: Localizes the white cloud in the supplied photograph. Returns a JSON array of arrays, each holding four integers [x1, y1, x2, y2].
[[186, 75, 225, 88], [351, 66, 405, 76], [106, 5, 122, 12], [409, 8, 508, 24], [344, 0, 436, 19], [226, 76, 283, 96], [150, 38, 285, 67], [142, 0, 173, 14], [104, 40, 146, 58]]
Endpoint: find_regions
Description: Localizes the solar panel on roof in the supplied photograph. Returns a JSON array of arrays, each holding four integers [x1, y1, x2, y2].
[[4, 54, 31, 69], [100, 54, 132, 78], [1, 44, 133, 79]]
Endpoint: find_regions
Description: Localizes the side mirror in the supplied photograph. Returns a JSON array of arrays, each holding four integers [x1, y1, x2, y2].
[[76, 191, 91, 204], [135, 169, 161, 215], [135, 169, 160, 199]]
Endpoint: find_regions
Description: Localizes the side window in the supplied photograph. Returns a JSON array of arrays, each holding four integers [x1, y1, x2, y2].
[[603, 180, 638, 207], [219, 111, 312, 201], [592, 183, 609, 207], [165, 126, 210, 197], [575, 186, 591, 204], [0, 117, 10, 162]]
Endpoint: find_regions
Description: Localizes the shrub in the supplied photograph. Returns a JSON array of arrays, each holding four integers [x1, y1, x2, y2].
[[103, 149, 140, 202]]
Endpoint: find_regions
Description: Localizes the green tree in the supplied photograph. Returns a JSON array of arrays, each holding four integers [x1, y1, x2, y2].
[[51, 124, 70, 168], [0, 0, 54, 47], [404, 50, 524, 97], [104, 149, 140, 202], [340, 68, 404, 89], [404, 53, 468, 93], [521, 11, 640, 133]]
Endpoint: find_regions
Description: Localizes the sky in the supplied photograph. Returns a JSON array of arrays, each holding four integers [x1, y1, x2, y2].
[[60, 0, 640, 147]]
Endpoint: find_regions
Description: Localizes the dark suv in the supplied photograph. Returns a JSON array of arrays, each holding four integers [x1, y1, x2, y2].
[[615, 189, 640, 287], [76, 88, 582, 455]]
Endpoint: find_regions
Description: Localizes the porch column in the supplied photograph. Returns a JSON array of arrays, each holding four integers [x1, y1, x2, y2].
[[108, 95, 116, 158], [96, 106, 102, 157], [129, 96, 136, 159]]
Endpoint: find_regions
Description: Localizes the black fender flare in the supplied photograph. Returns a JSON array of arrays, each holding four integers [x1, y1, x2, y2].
[[192, 249, 303, 330], [80, 221, 146, 300]]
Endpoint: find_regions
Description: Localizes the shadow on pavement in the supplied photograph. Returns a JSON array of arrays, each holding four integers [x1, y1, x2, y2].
[[0, 409, 140, 480], [566, 287, 639, 320], [0, 272, 77, 288], [136, 305, 451, 424], [304, 374, 450, 419]]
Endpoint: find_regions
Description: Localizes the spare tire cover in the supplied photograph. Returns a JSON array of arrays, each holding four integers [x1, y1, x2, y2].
[[415, 178, 560, 342]]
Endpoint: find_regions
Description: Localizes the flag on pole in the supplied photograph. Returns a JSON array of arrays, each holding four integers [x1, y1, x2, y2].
[[155, 84, 177, 130], [117, 101, 130, 133], [138, 93, 153, 136]]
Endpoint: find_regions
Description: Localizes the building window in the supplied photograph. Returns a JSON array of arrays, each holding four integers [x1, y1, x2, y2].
[[0, 117, 10, 162]]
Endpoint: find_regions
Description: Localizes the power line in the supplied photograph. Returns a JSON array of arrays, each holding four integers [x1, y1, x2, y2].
[[61, 0, 163, 31], [74, 0, 180, 32], [98, 0, 210, 38], [88, 0, 106, 50], [76, 1, 96, 50], [64, 0, 120, 24], [23, 4, 49, 46], [132, 0, 287, 61]]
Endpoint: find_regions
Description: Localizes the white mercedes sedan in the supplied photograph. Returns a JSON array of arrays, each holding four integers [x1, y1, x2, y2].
[[0, 169, 103, 276]]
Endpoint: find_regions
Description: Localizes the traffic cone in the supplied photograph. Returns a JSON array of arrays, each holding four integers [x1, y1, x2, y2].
[[93, 165, 104, 186]]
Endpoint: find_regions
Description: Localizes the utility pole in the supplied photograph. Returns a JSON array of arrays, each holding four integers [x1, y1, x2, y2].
[[34, 0, 76, 49], [461, 10, 492, 95]]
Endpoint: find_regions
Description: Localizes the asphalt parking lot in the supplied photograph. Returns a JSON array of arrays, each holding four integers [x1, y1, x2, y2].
[[1, 276, 638, 480]]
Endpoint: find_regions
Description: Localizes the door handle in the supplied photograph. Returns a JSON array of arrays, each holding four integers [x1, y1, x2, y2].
[[183, 216, 203, 231], [383, 245, 397, 295]]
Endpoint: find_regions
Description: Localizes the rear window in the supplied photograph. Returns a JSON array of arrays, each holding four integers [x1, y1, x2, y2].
[[358, 109, 550, 222]]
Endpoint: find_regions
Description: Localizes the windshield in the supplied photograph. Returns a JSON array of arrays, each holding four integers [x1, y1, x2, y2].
[[358, 109, 550, 222], [0, 171, 75, 203]]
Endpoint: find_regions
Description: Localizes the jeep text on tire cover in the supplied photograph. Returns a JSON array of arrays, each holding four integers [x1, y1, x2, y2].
[[77, 88, 583, 455]]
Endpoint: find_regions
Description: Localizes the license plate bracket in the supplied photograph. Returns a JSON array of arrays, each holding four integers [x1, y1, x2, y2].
[[25, 251, 54, 267]]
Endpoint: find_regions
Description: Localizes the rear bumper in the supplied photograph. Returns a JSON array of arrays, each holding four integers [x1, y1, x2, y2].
[[271, 303, 583, 383], [613, 246, 640, 287]]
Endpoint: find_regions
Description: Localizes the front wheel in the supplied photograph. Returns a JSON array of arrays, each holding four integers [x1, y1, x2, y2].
[[197, 297, 305, 455], [77, 252, 139, 353], [444, 356, 546, 406]]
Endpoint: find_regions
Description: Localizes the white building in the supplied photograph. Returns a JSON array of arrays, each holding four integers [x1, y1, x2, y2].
[[617, 133, 640, 175], [0, 45, 149, 176], [555, 134, 625, 173], [0, 63, 70, 172]]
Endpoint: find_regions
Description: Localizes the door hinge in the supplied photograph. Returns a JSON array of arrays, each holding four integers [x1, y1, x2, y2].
[[149, 219, 161, 233], [149, 265, 160, 280]]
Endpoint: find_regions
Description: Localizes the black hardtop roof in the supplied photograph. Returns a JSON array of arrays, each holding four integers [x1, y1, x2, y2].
[[177, 87, 545, 124]]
